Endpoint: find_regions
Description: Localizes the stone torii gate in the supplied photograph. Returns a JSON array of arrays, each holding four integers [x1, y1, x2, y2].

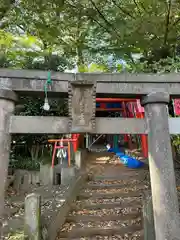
[[0, 69, 180, 239]]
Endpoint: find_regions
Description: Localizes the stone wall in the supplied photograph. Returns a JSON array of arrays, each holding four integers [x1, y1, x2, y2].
[[13, 169, 40, 192], [23, 172, 88, 240]]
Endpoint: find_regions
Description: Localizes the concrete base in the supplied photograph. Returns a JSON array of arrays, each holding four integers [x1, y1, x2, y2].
[[75, 151, 81, 169], [53, 164, 61, 185], [40, 164, 53, 185], [75, 149, 88, 170], [14, 169, 40, 192], [40, 164, 77, 186], [61, 167, 76, 185]]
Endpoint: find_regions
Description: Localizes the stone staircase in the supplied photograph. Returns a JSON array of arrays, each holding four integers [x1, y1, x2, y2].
[[57, 153, 150, 239]]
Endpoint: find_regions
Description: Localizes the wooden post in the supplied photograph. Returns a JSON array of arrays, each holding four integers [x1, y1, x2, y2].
[[24, 193, 41, 240]]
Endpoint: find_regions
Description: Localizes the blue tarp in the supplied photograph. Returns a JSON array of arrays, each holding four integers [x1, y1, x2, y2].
[[116, 152, 125, 157], [120, 155, 144, 168], [107, 147, 144, 169]]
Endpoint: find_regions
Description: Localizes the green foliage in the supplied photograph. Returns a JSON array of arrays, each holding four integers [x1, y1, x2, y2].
[[16, 96, 68, 117], [3, 1, 180, 66], [10, 147, 52, 170], [39, 146, 53, 165], [127, 57, 180, 73], [8, 231, 24, 240], [78, 62, 108, 72], [172, 135, 180, 148], [13, 156, 40, 171], [171, 134, 180, 156]]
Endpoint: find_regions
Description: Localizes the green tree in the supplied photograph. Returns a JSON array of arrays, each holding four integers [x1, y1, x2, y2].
[[3, 0, 180, 63], [63, 0, 180, 61]]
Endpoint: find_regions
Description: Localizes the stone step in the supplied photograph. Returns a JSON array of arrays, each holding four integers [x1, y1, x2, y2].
[[56, 156, 147, 239], [62, 218, 142, 231], [66, 212, 141, 223], [70, 206, 141, 218], [59, 234, 144, 240], [86, 182, 147, 190], [59, 224, 142, 238], [71, 199, 142, 211], [92, 174, 147, 181], [82, 185, 147, 195], [78, 191, 142, 200], [76, 195, 141, 204], [88, 177, 148, 184]]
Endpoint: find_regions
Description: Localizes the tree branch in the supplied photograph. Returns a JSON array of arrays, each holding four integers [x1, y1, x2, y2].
[[67, 0, 121, 40], [138, 2, 149, 14], [89, 0, 121, 39], [76, 10, 85, 66], [171, 16, 180, 27], [111, 0, 136, 19], [0, 0, 16, 29], [0, 0, 15, 20], [88, 15, 111, 34], [133, 0, 141, 15], [164, 0, 172, 45]]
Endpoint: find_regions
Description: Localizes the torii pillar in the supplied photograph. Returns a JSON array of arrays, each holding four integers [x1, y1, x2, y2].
[[141, 92, 180, 240], [0, 89, 17, 235]]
